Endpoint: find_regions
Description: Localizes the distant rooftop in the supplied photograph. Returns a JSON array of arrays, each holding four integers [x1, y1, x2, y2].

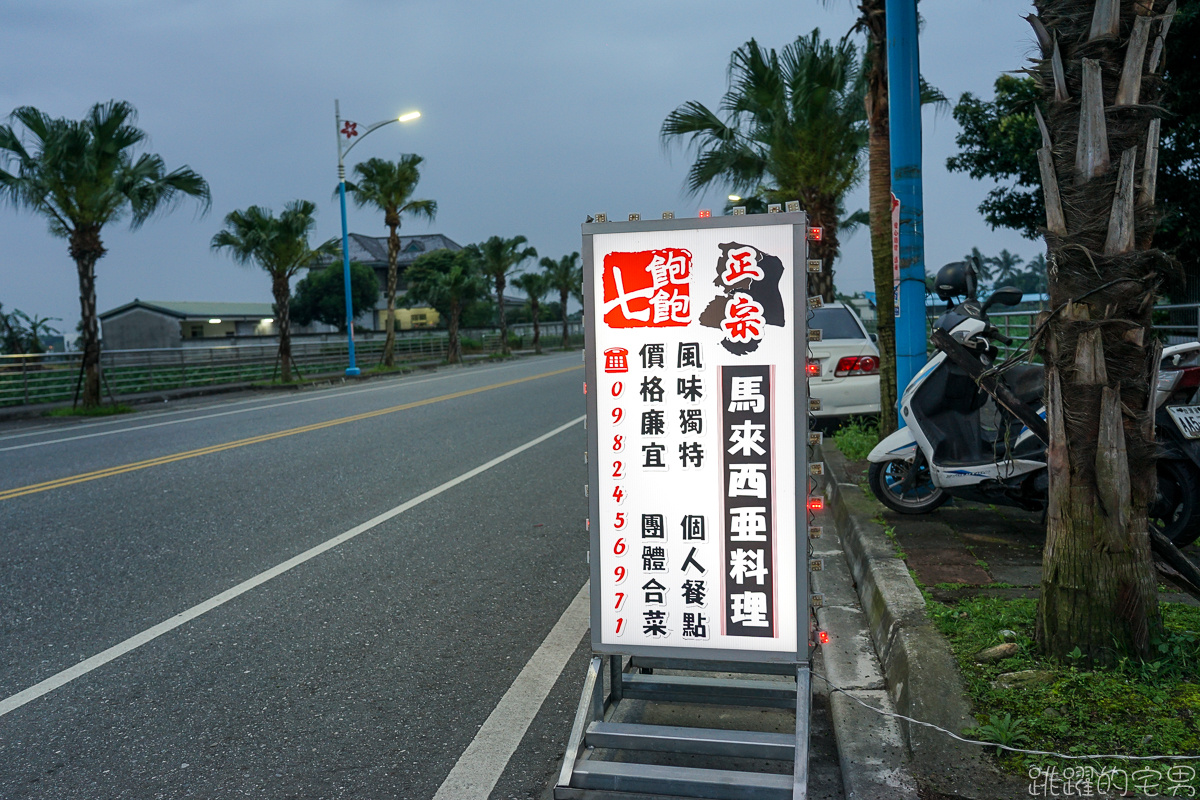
[[313, 232, 463, 269], [100, 300, 275, 319]]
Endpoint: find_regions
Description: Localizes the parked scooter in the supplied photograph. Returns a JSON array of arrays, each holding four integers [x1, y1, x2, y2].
[[866, 259, 1200, 546]]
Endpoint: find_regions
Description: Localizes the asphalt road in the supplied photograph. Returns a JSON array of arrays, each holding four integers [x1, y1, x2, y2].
[[0, 353, 841, 799]]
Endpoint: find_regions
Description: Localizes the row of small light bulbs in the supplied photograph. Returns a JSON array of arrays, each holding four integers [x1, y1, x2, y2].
[[586, 200, 806, 224], [806, 225, 830, 650]]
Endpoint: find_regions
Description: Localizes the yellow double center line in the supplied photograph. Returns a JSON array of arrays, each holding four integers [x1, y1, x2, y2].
[[0, 365, 582, 502]]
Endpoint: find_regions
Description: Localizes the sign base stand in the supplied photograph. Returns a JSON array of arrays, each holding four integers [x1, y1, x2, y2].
[[554, 655, 812, 799]]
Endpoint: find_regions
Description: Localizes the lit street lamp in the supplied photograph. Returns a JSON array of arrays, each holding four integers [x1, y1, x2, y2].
[[334, 101, 421, 376]]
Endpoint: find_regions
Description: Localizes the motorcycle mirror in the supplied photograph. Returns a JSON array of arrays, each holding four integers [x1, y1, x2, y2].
[[984, 286, 1024, 310]]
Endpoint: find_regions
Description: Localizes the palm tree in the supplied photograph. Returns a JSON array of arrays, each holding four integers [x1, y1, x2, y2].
[[14, 310, 59, 354], [1025, 253, 1048, 295], [0, 303, 24, 354], [963, 247, 994, 286], [469, 235, 537, 355], [988, 248, 1024, 287], [343, 155, 436, 367], [661, 31, 867, 303], [1031, 0, 1175, 663], [512, 271, 549, 354], [211, 201, 336, 383], [0, 101, 210, 407], [403, 249, 486, 364], [540, 252, 581, 349]]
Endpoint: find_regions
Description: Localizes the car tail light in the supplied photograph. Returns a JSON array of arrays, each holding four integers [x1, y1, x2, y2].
[[834, 355, 880, 377], [1178, 366, 1200, 389]]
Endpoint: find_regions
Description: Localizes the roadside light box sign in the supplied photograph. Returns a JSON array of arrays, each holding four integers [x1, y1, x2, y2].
[[583, 213, 810, 663]]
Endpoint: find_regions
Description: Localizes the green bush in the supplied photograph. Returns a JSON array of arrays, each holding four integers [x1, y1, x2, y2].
[[833, 416, 879, 461]]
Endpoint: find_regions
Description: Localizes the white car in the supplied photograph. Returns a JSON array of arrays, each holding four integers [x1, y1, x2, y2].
[[806, 302, 881, 420]]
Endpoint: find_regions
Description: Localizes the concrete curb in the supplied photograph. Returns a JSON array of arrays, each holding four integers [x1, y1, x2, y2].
[[820, 442, 1027, 799], [811, 516, 917, 798]]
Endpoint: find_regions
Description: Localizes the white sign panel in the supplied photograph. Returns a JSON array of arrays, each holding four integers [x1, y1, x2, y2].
[[584, 215, 807, 661]]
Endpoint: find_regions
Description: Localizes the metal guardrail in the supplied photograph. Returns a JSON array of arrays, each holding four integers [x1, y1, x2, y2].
[[0, 332, 516, 408], [863, 301, 1200, 362]]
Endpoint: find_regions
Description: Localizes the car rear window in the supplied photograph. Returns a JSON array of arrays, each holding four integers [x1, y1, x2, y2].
[[809, 307, 865, 339]]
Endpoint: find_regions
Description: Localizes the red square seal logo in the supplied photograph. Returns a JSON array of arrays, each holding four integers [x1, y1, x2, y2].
[[601, 249, 691, 328]]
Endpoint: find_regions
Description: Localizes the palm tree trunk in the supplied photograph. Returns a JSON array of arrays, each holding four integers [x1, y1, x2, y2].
[[532, 300, 541, 354], [1034, 0, 1171, 665], [273, 275, 293, 383], [496, 275, 509, 355], [383, 222, 400, 368], [69, 225, 105, 408], [448, 298, 462, 364], [862, 0, 898, 434], [807, 204, 838, 303], [868, 126, 898, 434], [561, 288, 570, 349]]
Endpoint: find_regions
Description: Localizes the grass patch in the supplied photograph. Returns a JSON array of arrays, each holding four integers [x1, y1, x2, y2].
[[45, 403, 134, 417], [832, 416, 879, 461], [366, 364, 408, 375], [882, 524, 907, 560], [931, 595, 1200, 787]]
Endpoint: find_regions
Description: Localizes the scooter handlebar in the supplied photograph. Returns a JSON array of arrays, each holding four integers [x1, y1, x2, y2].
[[983, 325, 1014, 346]]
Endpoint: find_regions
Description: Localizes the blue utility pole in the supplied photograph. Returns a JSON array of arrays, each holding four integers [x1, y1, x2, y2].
[[333, 101, 422, 377], [886, 0, 927, 423], [335, 100, 361, 377]]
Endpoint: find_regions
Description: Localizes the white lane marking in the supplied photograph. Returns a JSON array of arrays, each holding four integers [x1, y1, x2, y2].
[[0, 355, 578, 452], [432, 581, 590, 800], [0, 414, 585, 719]]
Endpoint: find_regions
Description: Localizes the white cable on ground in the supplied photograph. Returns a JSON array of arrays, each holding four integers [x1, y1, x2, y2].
[[813, 672, 1200, 762]]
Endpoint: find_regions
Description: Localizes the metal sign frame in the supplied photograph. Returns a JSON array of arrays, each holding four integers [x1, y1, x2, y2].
[[582, 212, 810, 665]]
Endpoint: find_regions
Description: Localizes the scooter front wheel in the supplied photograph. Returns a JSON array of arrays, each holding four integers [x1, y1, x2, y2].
[[868, 459, 949, 515], [1151, 459, 1200, 548]]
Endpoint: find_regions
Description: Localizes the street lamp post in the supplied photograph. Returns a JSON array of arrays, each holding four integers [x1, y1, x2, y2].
[[334, 100, 421, 376]]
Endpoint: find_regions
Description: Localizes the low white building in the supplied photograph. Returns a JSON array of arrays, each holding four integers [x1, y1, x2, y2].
[[99, 300, 287, 349]]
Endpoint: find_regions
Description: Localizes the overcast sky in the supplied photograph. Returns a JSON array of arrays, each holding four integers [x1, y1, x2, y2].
[[0, 0, 1037, 333]]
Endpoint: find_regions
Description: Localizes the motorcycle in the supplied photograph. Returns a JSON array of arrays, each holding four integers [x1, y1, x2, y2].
[[866, 261, 1200, 547]]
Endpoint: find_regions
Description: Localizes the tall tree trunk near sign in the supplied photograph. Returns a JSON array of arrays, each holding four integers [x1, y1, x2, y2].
[[807, 205, 838, 304], [1032, 0, 1177, 664], [862, 0, 898, 433]]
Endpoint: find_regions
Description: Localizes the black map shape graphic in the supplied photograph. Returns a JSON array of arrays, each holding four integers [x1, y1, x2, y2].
[[698, 242, 786, 355]]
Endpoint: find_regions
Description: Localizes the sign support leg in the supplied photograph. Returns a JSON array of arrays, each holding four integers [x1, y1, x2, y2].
[[556, 656, 602, 792], [792, 664, 811, 800], [608, 655, 624, 703]]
